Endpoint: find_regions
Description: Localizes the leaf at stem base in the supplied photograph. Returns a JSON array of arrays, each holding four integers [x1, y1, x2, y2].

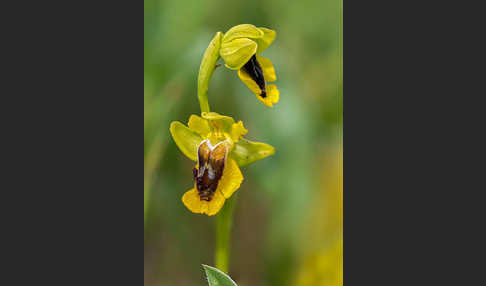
[[202, 264, 238, 286]]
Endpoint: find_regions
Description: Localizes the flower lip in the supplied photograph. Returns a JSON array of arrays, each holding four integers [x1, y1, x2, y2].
[[237, 55, 279, 107], [242, 55, 266, 98], [194, 139, 228, 202]]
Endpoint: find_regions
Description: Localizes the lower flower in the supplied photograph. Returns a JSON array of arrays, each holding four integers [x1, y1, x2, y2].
[[169, 112, 275, 216]]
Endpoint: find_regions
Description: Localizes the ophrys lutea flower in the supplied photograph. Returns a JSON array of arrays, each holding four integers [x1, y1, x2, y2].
[[170, 112, 275, 215], [220, 24, 279, 107]]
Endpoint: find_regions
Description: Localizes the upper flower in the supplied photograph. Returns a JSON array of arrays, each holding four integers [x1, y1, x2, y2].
[[219, 24, 279, 107], [170, 112, 275, 215]]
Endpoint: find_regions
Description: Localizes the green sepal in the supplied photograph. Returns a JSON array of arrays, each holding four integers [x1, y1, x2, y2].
[[230, 138, 275, 167], [169, 121, 202, 161], [220, 38, 257, 70]]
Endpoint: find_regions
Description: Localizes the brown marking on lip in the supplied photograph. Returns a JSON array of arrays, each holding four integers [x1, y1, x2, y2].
[[194, 140, 227, 201]]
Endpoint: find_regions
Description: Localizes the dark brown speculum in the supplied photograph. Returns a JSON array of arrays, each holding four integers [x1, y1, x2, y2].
[[194, 140, 227, 201], [193, 166, 223, 201], [242, 55, 267, 98]]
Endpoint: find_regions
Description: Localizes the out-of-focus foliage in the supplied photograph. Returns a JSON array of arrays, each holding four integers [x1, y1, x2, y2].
[[144, 0, 342, 285]]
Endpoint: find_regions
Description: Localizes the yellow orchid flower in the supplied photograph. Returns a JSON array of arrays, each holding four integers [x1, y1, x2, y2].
[[169, 112, 275, 216], [219, 24, 279, 107]]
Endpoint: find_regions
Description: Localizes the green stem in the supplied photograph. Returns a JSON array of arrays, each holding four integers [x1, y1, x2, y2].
[[197, 31, 223, 113], [215, 194, 237, 273], [196, 31, 236, 273]]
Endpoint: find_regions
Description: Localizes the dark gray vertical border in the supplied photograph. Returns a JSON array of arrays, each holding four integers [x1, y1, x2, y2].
[[2, 0, 142, 284], [345, 0, 485, 284]]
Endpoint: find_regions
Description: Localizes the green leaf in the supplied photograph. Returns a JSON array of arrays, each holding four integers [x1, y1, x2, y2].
[[231, 138, 275, 167], [202, 265, 238, 286]]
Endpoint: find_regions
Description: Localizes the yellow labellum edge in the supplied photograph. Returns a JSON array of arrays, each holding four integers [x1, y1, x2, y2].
[[256, 84, 279, 107], [217, 158, 243, 199], [182, 188, 226, 216], [256, 55, 277, 82], [237, 68, 261, 95], [237, 68, 279, 107], [182, 158, 243, 216]]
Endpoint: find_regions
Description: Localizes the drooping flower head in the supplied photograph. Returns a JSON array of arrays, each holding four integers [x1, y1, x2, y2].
[[220, 24, 279, 107], [170, 112, 275, 215]]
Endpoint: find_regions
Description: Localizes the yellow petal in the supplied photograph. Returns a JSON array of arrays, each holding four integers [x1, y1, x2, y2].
[[222, 24, 263, 43], [256, 56, 277, 82], [255, 27, 276, 54], [182, 188, 202, 214], [231, 138, 275, 167], [230, 121, 248, 142], [220, 38, 257, 70], [217, 158, 243, 199], [206, 190, 226, 216], [256, 84, 280, 107], [169, 121, 202, 161], [188, 114, 210, 137], [237, 68, 261, 95]]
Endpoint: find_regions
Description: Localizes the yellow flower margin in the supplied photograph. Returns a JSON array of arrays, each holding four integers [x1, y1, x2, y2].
[[220, 24, 279, 107], [170, 112, 275, 215]]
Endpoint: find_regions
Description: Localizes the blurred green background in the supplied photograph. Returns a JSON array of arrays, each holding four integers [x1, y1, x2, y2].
[[144, 0, 342, 285]]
